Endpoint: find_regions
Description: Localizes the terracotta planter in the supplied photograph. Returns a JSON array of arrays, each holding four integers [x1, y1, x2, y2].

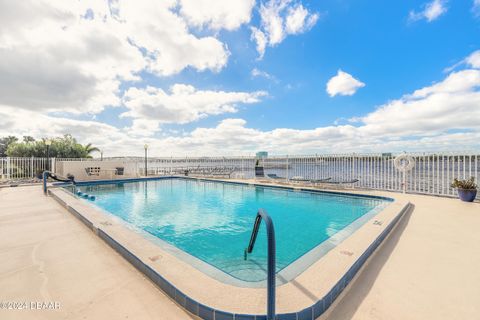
[[457, 189, 477, 202]]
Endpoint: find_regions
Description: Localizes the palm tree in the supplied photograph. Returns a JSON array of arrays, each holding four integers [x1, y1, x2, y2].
[[84, 143, 100, 158]]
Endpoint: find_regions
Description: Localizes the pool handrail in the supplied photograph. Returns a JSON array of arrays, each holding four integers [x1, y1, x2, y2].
[[244, 208, 276, 320], [43, 171, 76, 194]]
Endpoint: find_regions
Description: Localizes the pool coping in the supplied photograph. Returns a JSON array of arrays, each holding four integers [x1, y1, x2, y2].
[[49, 176, 411, 319]]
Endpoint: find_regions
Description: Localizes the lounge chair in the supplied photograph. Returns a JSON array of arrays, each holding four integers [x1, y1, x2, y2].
[[324, 179, 359, 184], [211, 168, 235, 178], [290, 176, 331, 184], [316, 178, 359, 189], [266, 173, 285, 180]]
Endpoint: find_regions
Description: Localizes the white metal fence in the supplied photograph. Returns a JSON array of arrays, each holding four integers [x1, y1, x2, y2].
[[135, 153, 480, 198], [1, 153, 479, 199], [0, 157, 54, 181], [260, 153, 480, 198]]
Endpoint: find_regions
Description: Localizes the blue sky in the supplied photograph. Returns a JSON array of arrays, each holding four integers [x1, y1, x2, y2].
[[107, 0, 479, 132], [1, 0, 480, 155]]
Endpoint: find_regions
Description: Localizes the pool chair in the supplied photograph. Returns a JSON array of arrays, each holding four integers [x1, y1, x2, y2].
[[211, 168, 236, 178], [291, 176, 332, 184], [318, 178, 360, 189], [266, 173, 285, 180]]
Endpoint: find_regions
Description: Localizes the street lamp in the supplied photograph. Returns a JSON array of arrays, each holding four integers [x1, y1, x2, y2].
[[100, 150, 103, 161], [45, 139, 52, 171], [144, 144, 148, 176]]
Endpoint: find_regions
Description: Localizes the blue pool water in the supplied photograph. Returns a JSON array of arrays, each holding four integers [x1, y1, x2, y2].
[[74, 178, 390, 282]]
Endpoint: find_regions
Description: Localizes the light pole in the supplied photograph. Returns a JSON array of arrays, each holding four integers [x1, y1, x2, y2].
[[100, 150, 103, 161], [45, 139, 52, 172], [144, 144, 148, 176]]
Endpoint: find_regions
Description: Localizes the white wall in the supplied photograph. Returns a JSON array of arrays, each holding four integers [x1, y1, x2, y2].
[[57, 160, 139, 181]]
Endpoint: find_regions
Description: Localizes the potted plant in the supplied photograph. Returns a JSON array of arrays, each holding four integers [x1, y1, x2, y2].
[[451, 177, 477, 202]]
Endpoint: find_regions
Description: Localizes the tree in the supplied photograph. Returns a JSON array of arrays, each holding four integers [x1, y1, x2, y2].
[[83, 143, 100, 158], [4, 134, 100, 158], [23, 136, 35, 143], [0, 136, 18, 157]]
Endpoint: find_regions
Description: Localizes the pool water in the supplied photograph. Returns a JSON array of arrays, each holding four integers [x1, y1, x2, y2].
[[75, 178, 390, 282]]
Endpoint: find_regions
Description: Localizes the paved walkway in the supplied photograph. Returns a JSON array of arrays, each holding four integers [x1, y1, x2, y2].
[[1, 186, 479, 320], [0, 186, 195, 320], [326, 192, 480, 320]]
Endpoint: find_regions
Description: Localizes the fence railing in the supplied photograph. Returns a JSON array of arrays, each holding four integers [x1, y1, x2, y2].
[[0, 157, 55, 181], [1, 153, 479, 199], [133, 153, 480, 198]]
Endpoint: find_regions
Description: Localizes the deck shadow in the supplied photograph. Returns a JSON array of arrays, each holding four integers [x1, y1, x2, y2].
[[324, 204, 414, 320]]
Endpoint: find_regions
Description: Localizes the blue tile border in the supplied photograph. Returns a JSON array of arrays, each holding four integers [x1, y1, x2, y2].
[[215, 310, 234, 320], [185, 296, 199, 315], [234, 314, 256, 320], [198, 303, 214, 320], [48, 186, 410, 320], [298, 307, 313, 320]]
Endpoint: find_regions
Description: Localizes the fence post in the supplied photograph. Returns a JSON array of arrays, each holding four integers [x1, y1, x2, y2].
[[352, 153, 356, 181], [6, 157, 10, 180], [51, 158, 56, 173], [286, 155, 289, 182], [31, 156, 34, 178]]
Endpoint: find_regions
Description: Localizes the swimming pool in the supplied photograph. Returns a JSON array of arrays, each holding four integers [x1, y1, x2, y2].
[[73, 178, 391, 284]]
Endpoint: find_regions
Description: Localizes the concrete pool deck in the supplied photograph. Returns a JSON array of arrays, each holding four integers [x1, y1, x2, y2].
[[0, 185, 196, 320], [1, 184, 479, 319]]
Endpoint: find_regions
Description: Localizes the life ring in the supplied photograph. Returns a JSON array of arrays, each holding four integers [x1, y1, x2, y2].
[[394, 154, 415, 172]]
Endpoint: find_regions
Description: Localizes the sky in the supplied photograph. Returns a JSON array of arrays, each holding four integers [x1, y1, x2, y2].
[[0, 0, 480, 156]]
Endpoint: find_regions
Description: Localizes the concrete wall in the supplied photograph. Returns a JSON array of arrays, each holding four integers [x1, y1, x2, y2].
[[56, 160, 139, 181]]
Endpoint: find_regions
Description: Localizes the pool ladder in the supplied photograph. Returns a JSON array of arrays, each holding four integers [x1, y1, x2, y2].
[[244, 209, 276, 320]]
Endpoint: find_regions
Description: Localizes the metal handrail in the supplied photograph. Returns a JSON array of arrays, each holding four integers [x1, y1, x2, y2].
[[43, 171, 75, 194], [244, 209, 276, 320]]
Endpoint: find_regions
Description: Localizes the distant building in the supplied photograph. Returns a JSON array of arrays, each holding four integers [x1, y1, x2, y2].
[[256, 151, 268, 158]]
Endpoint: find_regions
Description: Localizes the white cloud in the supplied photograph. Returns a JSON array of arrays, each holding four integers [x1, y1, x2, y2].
[[409, 0, 448, 23], [121, 84, 267, 125], [285, 4, 317, 34], [251, 68, 276, 81], [474, 0, 480, 16], [251, 0, 319, 58], [127, 119, 161, 138], [0, 105, 129, 150], [0, 0, 231, 115], [250, 27, 268, 58], [0, 1, 145, 114], [171, 65, 480, 154], [358, 69, 480, 137], [326, 70, 365, 97], [444, 50, 480, 73], [179, 0, 255, 30], [466, 50, 480, 68], [1, 2, 479, 156], [3, 52, 480, 156], [112, 0, 230, 76]]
